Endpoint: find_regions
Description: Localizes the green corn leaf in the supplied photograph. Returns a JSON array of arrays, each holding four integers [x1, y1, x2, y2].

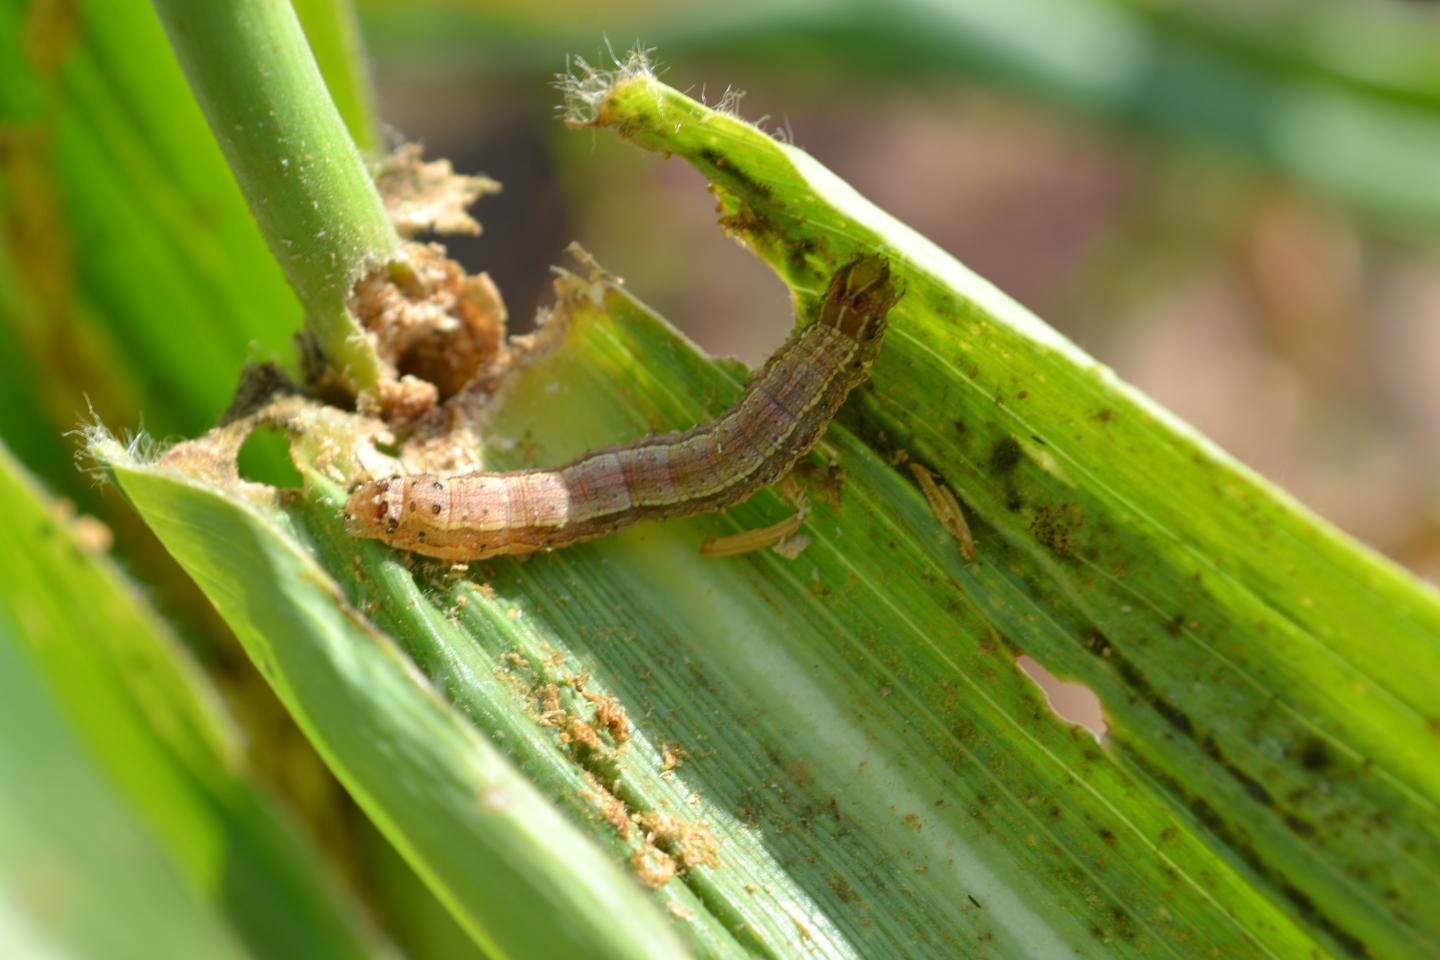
[[0, 443, 383, 959], [93, 59, 1439, 960], [93, 431, 697, 960]]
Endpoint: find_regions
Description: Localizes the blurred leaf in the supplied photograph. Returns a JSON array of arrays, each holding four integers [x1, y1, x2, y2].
[[1, 2, 537, 956], [0, 630, 247, 960], [0, 443, 384, 959], [0, 0, 388, 672], [359, 819, 488, 960], [360, 0, 1440, 232], [0, 0, 385, 502], [0, 0, 297, 449]]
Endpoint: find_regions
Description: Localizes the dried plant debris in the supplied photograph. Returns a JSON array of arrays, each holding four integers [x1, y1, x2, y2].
[[349, 242, 508, 419], [375, 142, 500, 238], [588, 692, 631, 745], [278, 259, 605, 504], [629, 846, 677, 889], [635, 810, 719, 871], [309, 143, 510, 422], [627, 809, 719, 889], [590, 773, 631, 837]]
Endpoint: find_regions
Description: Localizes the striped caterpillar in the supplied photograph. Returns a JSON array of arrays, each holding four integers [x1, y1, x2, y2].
[[345, 255, 900, 561]]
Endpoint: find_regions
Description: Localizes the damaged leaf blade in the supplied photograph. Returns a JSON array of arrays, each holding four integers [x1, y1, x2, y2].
[[86, 55, 1438, 960], [99, 266, 1336, 958], [560, 63, 1440, 959]]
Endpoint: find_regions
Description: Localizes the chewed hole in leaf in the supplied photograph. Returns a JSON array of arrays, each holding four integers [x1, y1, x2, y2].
[[1016, 655, 1106, 740], [236, 425, 303, 489]]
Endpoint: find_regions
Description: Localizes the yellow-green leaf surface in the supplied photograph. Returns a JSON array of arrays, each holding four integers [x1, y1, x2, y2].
[[0, 444, 382, 959], [102, 72, 1438, 959]]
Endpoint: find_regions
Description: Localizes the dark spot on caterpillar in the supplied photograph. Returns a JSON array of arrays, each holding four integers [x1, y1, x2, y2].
[[432, 480, 444, 491], [431, 503, 442, 515], [408, 501, 417, 512]]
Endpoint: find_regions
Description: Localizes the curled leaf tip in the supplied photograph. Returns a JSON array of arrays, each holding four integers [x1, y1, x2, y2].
[[555, 43, 659, 127]]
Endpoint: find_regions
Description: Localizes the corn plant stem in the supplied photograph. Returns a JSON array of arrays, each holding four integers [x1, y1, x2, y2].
[[151, 0, 397, 395], [292, 0, 378, 152]]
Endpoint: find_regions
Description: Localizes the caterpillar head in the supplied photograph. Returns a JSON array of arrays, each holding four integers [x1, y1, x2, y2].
[[344, 474, 407, 538], [817, 254, 902, 346]]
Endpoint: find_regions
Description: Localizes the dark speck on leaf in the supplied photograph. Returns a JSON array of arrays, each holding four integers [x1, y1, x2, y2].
[[990, 437, 1022, 475], [1296, 736, 1332, 772]]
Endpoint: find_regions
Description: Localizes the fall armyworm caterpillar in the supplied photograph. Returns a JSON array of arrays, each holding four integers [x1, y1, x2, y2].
[[346, 255, 901, 561]]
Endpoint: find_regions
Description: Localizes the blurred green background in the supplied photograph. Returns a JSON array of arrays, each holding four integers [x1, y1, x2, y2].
[[2, 0, 1438, 955]]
